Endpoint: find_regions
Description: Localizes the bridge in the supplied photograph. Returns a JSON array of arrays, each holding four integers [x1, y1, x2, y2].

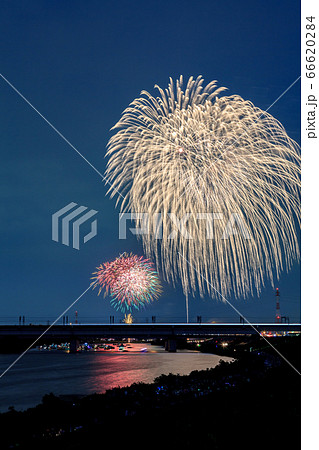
[[0, 322, 301, 352]]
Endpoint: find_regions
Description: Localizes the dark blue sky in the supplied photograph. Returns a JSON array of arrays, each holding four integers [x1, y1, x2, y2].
[[0, 0, 301, 323]]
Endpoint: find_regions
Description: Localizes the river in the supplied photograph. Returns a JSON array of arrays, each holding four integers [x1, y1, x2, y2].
[[0, 342, 232, 412]]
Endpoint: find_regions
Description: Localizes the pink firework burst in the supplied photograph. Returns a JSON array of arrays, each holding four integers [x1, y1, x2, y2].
[[92, 253, 161, 312]]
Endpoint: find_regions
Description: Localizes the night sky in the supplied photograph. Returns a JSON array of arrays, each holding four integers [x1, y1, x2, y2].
[[0, 0, 301, 323]]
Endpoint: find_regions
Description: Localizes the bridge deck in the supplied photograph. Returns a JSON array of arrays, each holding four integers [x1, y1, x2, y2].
[[0, 323, 301, 340]]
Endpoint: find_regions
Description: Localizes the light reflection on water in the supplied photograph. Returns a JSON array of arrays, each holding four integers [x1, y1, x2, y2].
[[0, 343, 232, 412]]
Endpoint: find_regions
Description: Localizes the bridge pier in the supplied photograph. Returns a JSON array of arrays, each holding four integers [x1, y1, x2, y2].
[[69, 338, 80, 353], [165, 338, 177, 352]]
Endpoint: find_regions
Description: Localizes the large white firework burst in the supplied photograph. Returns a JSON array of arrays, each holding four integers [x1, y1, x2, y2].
[[105, 75, 300, 306]]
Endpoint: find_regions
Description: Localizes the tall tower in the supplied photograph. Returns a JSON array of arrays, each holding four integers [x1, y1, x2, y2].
[[275, 288, 281, 323]]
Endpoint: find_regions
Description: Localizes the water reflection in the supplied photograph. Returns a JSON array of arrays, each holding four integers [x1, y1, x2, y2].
[[0, 343, 231, 412], [84, 343, 228, 393]]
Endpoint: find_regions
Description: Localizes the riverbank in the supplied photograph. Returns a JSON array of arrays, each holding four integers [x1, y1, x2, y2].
[[0, 336, 300, 449]]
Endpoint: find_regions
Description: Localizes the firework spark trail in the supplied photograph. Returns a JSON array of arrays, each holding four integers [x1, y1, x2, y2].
[[105, 75, 300, 304], [92, 253, 161, 312]]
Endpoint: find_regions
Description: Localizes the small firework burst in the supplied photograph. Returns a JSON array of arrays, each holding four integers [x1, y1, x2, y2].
[[92, 253, 161, 312], [123, 313, 134, 324]]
